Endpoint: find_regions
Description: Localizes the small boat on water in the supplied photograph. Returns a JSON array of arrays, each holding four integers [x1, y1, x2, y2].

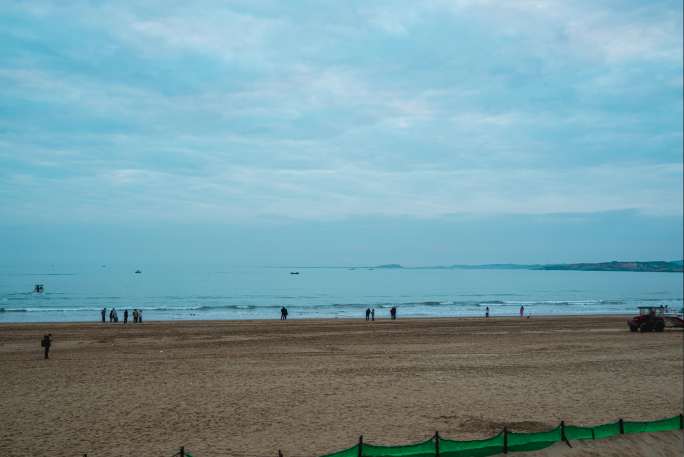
[[34, 284, 44, 293], [290, 271, 300, 275], [134, 269, 142, 274]]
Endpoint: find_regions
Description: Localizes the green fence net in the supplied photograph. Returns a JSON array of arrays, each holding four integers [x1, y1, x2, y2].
[[440, 432, 503, 457], [624, 415, 682, 435], [362, 437, 436, 457], [507, 426, 561, 453], [321, 414, 682, 457]]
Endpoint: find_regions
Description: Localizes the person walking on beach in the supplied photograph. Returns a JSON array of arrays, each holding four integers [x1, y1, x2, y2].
[[41, 334, 52, 359], [123, 309, 128, 324], [485, 306, 490, 318], [101, 307, 106, 323], [138, 309, 143, 323], [109, 308, 114, 323], [365, 308, 371, 321], [280, 306, 288, 320], [133, 309, 138, 323], [371, 308, 375, 321], [519, 305, 524, 318], [390, 306, 397, 320]]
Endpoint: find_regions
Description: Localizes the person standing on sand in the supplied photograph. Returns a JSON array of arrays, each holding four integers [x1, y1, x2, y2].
[[133, 309, 138, 323], [519, 305, 524, 318], [485, 306, 490, 318], [101, 307, 106, 323], [390, 307, 397, 320], [371, 308, 375, 321], [41, 334, 52, 359], [123, 309, 128, 324], [138, 309, 143, 323], [365, 308, 371, 321]]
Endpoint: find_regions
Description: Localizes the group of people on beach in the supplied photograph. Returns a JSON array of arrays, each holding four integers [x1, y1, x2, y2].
[[367, 307, 397, 320], [101, 307, 143, 324], [98, 303, 534, 323], [483, 305, 527, 319]]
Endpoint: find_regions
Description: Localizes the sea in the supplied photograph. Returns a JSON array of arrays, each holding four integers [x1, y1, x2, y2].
[[1, 265, 682, 323]]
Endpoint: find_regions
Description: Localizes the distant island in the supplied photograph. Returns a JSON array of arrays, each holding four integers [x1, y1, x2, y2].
[[373, 260, 684, 273]]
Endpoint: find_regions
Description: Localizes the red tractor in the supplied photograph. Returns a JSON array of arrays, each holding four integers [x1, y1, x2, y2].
[[628, 306, 684, 332]]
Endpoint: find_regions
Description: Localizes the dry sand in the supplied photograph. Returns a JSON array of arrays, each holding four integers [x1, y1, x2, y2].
[[0, 316, 682, 457]]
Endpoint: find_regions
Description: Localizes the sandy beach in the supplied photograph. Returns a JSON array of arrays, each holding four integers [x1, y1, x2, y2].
[[0, 316, 682, 457]]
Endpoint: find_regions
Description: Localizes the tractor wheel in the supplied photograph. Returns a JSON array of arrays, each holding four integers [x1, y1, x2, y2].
[[629, 324, 638, 332], [655, 320, 665, 332]]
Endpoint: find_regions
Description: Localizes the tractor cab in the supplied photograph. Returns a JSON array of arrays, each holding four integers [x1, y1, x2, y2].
[[638, 306, 664, 317]]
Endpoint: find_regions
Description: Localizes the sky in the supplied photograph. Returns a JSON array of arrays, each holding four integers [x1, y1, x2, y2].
[[0, 0, 682, 266]]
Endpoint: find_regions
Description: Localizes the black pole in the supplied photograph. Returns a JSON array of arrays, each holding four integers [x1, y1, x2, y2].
[[619, 419, 624, 434], [560, 421, 572, 448], [180, 446, 185, 457], [560, 421, 566, 441], [680, 414, 683, 430], [503, 427, 508, 454], [358, 435, 363, 457], [279, 450, 283, 457], [434, 431, 440, 457]]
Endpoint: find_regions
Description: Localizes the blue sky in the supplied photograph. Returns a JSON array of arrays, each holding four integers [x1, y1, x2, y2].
[[0, 1, 682, 265]]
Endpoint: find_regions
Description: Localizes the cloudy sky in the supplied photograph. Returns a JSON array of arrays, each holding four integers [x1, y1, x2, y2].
[[1, 1, 682, 265]]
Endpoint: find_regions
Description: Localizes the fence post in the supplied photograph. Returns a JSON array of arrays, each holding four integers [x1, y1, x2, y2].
[[503, 427, 508, 454], [680, 414, 683, 430], [434, 431, 440, 457], [560, 421, 566, 441], [619, 419, 624, 434], [180, 446, 185, 457], [560, 421, 572, 448], [357, 435, 363, 457]]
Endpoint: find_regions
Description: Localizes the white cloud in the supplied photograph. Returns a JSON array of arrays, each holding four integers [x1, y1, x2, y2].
[[1, 0, 681, 226], [3, 160, 681, 223]]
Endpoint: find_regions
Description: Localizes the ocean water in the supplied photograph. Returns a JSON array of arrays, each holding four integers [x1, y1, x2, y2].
[[0, 265, 682, 323]]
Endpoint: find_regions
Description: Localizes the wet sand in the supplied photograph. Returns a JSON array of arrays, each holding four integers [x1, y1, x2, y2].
[[0, 316, 682, 457]]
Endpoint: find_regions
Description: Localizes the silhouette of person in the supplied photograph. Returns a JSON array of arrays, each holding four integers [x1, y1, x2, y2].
[[519, 305, 524, 318], [390, 307, 397, 320], [123, 309, 128, 324], [283, 307, 288, 320], [101, 307, 106, 323], [371, 308, 375, 321], [365, 308, 371, 321], [133, 309, 138, 323], [485, 306, 490, 318], [41, 334, 52, 359], [109, 309, 114, 323], [138, 309, 143, 323]]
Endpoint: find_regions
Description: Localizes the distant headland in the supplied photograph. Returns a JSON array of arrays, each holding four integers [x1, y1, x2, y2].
[[373, 260, 684, 273]]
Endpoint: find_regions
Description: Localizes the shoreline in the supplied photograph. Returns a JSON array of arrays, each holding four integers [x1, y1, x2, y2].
[[0, 313, 640, 327]]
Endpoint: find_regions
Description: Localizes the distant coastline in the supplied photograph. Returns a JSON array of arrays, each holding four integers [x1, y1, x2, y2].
[[371, 260, 684, 273]]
